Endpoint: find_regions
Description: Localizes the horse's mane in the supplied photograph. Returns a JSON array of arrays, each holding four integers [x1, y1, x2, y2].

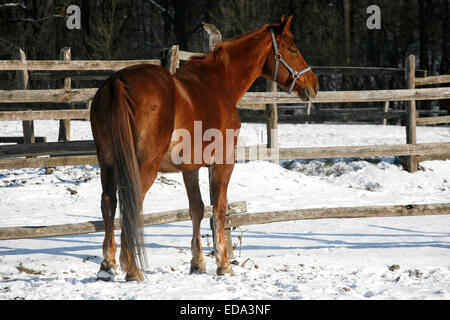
[[183, 25, 270, 72], [188, 46, 231, 70]]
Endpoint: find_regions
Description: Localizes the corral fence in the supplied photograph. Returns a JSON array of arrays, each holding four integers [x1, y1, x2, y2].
[[0, 24, 449, 258], [0, 25, 449, 173]]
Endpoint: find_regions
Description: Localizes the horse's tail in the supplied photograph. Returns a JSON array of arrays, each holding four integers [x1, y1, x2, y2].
[[106, 76, 146, 270]]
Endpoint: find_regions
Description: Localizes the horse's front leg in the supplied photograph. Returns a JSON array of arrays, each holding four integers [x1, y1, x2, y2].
[[209, 164, 235, 276], [182, 169, 206, 274]]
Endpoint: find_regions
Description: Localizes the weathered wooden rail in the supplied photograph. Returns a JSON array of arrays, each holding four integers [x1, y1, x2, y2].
[[2, 201, 449, 241], [1, 140, 449, 170], [224, 203, 450, 228], [0, 59, 161, 71], [1, 87, 448, 105], [0, 201, 247, 240], [5, 140, 449, 160]]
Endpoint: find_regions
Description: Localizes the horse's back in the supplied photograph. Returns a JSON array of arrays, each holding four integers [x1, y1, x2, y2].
[[92, 64, 175, 118], [91, 64, 176, 169]]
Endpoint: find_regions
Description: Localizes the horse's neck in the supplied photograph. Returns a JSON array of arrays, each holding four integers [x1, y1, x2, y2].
[[177, 30, 271, 106], [217, 32, 271, 104]]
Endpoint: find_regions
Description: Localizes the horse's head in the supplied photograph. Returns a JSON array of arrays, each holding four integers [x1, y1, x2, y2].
[[262, 15, 319, 101]]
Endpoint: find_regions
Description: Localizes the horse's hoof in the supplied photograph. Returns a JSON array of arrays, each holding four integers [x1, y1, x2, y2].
[[216, 264, 235, 276], [97, 269, 115, 282], [190, 258, 207, 274], [189, 265, 207, 274], [125, 270, 144, 282]]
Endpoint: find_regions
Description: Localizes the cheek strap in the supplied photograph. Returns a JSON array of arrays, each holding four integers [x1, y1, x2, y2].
[[270, 28, 312, 94]]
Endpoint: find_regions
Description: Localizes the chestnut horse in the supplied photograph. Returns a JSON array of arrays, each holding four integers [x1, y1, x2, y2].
[[90, 16, 318, 282]]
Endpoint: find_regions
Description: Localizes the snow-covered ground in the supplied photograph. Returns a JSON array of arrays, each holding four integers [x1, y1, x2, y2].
[[0, 120, 449, 300]]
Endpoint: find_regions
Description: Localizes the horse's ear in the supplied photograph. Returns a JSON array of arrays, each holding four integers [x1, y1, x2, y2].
[[272, 15, 293, 35], [281, 15, 293, 34]]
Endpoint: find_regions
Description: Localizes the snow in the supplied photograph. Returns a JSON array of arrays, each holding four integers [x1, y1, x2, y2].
[[0, 120, 449, 300]]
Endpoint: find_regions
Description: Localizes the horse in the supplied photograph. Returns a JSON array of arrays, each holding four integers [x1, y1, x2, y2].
[[90, 15, 319, 282]]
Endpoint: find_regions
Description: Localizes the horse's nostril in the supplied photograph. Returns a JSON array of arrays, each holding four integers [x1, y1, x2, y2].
[[301, 88, 311, 101]]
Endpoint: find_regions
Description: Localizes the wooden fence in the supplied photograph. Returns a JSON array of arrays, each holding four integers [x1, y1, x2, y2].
[[0, 25, 449, 257], [0, 23, 448, 174], [0, 68, 449, 172]]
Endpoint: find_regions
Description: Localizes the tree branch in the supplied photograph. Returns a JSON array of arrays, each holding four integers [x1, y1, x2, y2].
[[145, 0, 174, 25], [0, 2, 26, 9], [145, 0, 166, 12], [8, 14, 65, 23]]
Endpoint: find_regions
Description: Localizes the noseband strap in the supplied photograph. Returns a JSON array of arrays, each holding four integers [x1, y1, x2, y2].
[[270, 28, 311, 94]]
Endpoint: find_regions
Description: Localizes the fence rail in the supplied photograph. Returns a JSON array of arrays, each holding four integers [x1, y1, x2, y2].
[[239, 88, 450, 105], [2, 141, 449, 160], [0, 201, 247, 240], [1, 87, 449, 105], [238, 142, 450, 161], [0, 59, 161, 71], [416, 115, 450, 126], [306, 66, 427, 77], [225, 203, 450, 228], [1, 201, 449, 241], [0, 109, 89, 121], [415, 74, 450, 86], [1, 141, 449, 170], [0, 155, 97, 170]]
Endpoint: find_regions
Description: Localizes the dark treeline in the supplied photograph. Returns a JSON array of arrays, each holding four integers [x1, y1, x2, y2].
[[0, 0, 448, 94]]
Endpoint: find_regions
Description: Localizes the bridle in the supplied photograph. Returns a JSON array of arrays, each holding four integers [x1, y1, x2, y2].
[[269, 28, 312, 94]]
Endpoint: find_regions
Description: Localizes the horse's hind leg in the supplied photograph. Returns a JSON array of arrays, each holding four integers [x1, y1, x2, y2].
[[182, 169, 206, 274], [210, 164, 235, 276], [97, 165, 118, 281]]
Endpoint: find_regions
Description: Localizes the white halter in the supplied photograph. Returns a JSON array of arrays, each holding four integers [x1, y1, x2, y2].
[[270, 28, 312, 94]]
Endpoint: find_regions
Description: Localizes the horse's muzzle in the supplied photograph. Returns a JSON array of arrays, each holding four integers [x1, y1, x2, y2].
[[300, 84, 318, 102]]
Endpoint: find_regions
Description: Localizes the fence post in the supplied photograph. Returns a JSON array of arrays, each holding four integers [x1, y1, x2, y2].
[[166, 45, 179, 75], [203, 23, 235, 260], [382, 101, 390, 125], [15, 48, 34, 144], [266, 80, 278, 163], [405, 55, 418, 172], [58, 47, 71, 142], [306, 102, 312, 124], [203, 23, 222, 53]]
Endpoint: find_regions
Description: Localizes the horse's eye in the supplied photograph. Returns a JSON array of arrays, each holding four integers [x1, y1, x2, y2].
[[289, 49, 298, 54]]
